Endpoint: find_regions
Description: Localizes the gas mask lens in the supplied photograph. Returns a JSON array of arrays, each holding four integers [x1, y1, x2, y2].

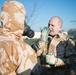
[[22, 24, 34, 38]]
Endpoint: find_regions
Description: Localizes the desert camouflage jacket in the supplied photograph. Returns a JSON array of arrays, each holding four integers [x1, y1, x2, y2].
[[0, 1, 37, 75]]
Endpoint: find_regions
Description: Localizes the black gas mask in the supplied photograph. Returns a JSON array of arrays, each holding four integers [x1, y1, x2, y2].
[[22, 21, 34, 38]]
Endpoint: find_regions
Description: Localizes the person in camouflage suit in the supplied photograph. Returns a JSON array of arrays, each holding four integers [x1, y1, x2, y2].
[[0, 1, 38, 75], [32, 16, 76, 75]]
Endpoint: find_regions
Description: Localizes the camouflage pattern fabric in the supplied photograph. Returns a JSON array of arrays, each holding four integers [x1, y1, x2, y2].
[[34, 32, 76, 75], [0, 1, 37, 75]]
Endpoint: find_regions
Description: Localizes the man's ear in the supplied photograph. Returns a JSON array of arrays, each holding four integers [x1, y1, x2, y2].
[[59, 25, 62, 31], [60, 25, 62, 28]]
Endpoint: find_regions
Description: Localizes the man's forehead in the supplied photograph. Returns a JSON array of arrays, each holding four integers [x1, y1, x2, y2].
[[49, 19, 58, 24], [50, 17, 59, 22], [49, 17, 62, 25]]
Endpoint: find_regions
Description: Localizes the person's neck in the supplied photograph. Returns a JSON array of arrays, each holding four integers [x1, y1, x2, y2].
[[49, 34, 55, 37]]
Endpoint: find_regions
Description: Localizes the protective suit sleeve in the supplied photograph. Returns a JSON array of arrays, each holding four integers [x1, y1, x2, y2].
[[31, 27, 49, 55]]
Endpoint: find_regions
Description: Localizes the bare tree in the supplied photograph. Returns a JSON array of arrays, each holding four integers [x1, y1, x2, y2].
[[26, 0, 41, 27], [70, 20, 76, 23], [6, 0, 41, 30]]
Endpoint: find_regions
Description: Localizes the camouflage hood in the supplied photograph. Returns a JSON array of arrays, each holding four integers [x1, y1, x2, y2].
[[0, 1, 26, 38]]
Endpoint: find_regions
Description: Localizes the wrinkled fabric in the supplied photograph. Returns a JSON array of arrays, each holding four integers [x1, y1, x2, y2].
[[0, 37, 37, 75], [0, 1, 26, 38], [0, 1, 37, 75]]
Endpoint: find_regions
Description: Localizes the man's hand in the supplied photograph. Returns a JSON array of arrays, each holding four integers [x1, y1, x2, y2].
[[41, 27, 50, 41], [31, 27, 49, 52], [44, 54, 56, 65], [44, 54, 65, 66]]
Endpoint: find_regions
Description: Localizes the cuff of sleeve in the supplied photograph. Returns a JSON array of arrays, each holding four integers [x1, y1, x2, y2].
[[55, 58, 65, 67]]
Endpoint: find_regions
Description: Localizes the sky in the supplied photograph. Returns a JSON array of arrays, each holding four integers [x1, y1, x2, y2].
[[0, 0, 76, 32]]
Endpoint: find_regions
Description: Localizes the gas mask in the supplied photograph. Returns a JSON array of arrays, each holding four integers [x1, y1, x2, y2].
[[22, 21, 34, 38]]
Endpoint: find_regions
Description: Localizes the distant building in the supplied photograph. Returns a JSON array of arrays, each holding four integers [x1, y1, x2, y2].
[[33, 32, 41, 39], [68, 29, 76, 40], [24, 32, 41, 39], [24, 31, 67, 39]]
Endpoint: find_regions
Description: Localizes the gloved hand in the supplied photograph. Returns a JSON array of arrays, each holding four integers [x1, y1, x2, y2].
[[44, 54, 56, 65], [41, 27, 50, 41], [44, 54, 65, 66], [31, 26, 49, 52]]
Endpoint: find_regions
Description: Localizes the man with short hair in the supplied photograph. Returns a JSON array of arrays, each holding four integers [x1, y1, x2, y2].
[[32, 16, 76, 75]]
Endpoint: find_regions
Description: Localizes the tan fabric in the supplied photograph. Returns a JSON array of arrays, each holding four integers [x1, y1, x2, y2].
[[0, 1, 26, 38], [35, 32, 76, 75], [0, 1, 37, 75], [37, 32, 75, 67]]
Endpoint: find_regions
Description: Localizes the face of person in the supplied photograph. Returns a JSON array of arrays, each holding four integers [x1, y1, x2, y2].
[[48, 17, 62, 36]]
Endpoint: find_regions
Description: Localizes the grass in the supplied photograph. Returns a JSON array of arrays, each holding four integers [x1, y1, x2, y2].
[[24, 38, 38, 45], [24, 38, 76, 45]]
